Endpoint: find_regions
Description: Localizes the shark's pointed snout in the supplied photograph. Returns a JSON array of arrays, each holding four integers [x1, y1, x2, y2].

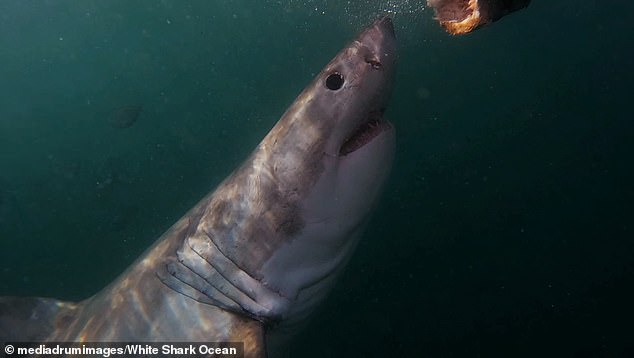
[[360, 15, 396, 52], [360, 16, 395, 71], [374, 15, 395, 37]]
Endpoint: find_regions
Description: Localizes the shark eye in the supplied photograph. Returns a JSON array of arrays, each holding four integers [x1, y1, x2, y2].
[[325, 72, 344, 91]]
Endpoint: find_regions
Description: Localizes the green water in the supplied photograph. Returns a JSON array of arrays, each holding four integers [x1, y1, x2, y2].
[[1, 1, 632, 356]]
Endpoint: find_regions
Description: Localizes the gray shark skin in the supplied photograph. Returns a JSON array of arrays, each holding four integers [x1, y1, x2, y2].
[[0, 17, 396, 357]]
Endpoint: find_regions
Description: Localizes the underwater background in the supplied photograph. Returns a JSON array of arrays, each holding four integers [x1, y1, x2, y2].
[[1, 1, 632, 357]]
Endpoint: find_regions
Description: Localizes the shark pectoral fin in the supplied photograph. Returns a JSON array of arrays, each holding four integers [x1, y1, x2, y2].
[[0, 296, 80, 342]]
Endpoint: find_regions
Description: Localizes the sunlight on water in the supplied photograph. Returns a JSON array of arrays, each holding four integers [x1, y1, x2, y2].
[[274, 0, 427, 20], [272, 0, 432, 41]]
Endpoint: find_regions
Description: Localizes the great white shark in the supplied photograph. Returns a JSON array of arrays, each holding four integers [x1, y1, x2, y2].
[[0, 16, 396, 357]]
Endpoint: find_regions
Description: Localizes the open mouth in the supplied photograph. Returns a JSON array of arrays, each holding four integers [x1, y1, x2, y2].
[[339, 110, 392, 156]]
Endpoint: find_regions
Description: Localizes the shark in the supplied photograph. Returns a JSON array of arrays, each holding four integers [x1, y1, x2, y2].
[[0, 16, 396, 357]]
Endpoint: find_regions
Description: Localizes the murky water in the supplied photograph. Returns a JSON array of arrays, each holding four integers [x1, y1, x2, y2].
[[1, 1, 632, 356]]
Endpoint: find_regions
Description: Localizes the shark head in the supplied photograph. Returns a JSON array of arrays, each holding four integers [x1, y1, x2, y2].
[[242, 16, 396, 322], [165, 16, 397, 333]]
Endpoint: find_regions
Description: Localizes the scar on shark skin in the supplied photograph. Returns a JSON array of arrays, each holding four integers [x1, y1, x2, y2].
[[427, 0, 531, 35]]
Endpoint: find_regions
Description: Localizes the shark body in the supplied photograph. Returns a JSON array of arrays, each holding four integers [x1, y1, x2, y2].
[[0, 17, 396, 357]]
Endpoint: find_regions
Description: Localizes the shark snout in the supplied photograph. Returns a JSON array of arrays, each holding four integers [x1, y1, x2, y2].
[[374, 15, 395, 37]]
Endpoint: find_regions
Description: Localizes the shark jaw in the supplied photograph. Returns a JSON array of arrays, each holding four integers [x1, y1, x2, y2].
[[339, 110, 391, 155]]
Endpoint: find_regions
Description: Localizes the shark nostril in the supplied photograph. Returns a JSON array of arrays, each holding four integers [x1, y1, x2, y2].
[[325, 72, 344, 90], [366, 58, 382, 70]]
